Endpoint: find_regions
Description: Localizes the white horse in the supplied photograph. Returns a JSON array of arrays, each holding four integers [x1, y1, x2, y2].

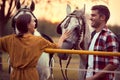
[[10, 1, 54, 80], [57, 4, 91, 80], [34, 30, 54, 80]]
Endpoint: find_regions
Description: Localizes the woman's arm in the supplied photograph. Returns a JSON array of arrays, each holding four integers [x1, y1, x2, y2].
[[57, 30, 72, 48]]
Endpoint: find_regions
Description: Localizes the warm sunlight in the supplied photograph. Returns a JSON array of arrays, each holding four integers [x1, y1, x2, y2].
[[33, 0, 120, 25]]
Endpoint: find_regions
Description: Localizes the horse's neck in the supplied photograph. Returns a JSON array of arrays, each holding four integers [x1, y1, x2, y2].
[[77, 19, 91, 50], [34, 29, 42, 36], [83, 24, 91, 50], [15, 27, 19, 34]]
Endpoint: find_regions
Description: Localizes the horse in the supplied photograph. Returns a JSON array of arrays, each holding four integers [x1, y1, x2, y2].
[[10, 1, 54, 80], [57, 4, 91, 80]]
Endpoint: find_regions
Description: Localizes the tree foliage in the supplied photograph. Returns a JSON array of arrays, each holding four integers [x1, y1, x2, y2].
[[0, 0, 15, 36]]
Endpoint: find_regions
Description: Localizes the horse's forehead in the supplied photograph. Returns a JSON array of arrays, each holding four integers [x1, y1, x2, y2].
[[14, 9, 34, 19], [18, 7, 31, 12], [72, 10, 84, 17], [61, 16, 82, 27]]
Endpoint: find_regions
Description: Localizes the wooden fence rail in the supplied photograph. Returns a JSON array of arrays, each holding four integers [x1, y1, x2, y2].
[[45, 48, 120, 57]]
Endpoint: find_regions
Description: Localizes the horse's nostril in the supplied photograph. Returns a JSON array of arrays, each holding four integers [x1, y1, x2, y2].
[[75, 26, 80, 30]]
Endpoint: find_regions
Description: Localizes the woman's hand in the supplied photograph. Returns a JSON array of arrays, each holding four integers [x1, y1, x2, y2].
[[60, 30, 72, 41], [58, 30, 72, 48]]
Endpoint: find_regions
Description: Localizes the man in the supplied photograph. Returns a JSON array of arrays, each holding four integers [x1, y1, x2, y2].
[[85, 5, 119, 80]]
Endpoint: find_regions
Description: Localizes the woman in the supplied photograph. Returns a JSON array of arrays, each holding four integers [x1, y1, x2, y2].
[[0, 13, 70, 80]]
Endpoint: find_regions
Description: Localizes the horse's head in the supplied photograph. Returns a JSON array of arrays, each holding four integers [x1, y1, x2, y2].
[[57, 5, 86, 50], [57, 5, 90, 60], [12, 0, 38, 34]]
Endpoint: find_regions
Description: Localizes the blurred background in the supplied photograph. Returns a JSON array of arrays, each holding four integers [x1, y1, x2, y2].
[[0, 0, 120, 37], [0, 0, 120, 80]]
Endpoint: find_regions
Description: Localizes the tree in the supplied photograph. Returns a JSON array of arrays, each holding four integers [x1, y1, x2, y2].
[[0, 0, 16, 72], [0, 0, 14, 36]]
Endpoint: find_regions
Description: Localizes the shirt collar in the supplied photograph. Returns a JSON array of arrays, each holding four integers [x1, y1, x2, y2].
[[102, 27, 108, 32]]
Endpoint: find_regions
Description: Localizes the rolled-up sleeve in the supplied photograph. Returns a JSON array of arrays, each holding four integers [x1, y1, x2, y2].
[[39, 37, 58, 50]]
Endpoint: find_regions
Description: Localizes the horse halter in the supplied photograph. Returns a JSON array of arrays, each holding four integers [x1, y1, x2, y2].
[[64, 12, 86, 50], [74, 14, 86, 50]]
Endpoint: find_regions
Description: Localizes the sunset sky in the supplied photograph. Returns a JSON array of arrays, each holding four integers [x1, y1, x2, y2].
[[33, 0, 120, 26]]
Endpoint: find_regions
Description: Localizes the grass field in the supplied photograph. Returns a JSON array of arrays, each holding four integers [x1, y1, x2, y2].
[[0, 53, 80, 80]]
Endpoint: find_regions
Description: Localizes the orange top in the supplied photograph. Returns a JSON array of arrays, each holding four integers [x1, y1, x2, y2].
[[0, 33, 57, 80]]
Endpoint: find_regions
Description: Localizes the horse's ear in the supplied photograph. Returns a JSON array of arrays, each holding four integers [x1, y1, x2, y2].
[[16, 0, 21, 10], [83, 4, 86, 15], [66, 4, 71, 15], [30, 1, 35, 11], [57, 24, 62, 34], [81, 4, 86, 15]]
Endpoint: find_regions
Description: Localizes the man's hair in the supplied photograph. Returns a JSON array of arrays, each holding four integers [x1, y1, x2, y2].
[[91, 5, 110, 22]]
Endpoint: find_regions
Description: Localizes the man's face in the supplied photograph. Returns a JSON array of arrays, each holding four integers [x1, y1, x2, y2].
[[90, 10, 101, 28]]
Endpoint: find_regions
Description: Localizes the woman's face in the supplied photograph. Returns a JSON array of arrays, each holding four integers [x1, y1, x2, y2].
[[28, 16, 36, 34]]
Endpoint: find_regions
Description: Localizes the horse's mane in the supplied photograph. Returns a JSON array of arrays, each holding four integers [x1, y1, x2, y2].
[[82, 17, 91, 50]]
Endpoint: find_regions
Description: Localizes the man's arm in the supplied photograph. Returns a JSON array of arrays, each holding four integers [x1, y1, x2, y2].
[[86, 63, 118, 80]]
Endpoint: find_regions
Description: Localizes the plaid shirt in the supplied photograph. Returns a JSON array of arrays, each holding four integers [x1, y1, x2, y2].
[[87, 27, 119, 80]]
